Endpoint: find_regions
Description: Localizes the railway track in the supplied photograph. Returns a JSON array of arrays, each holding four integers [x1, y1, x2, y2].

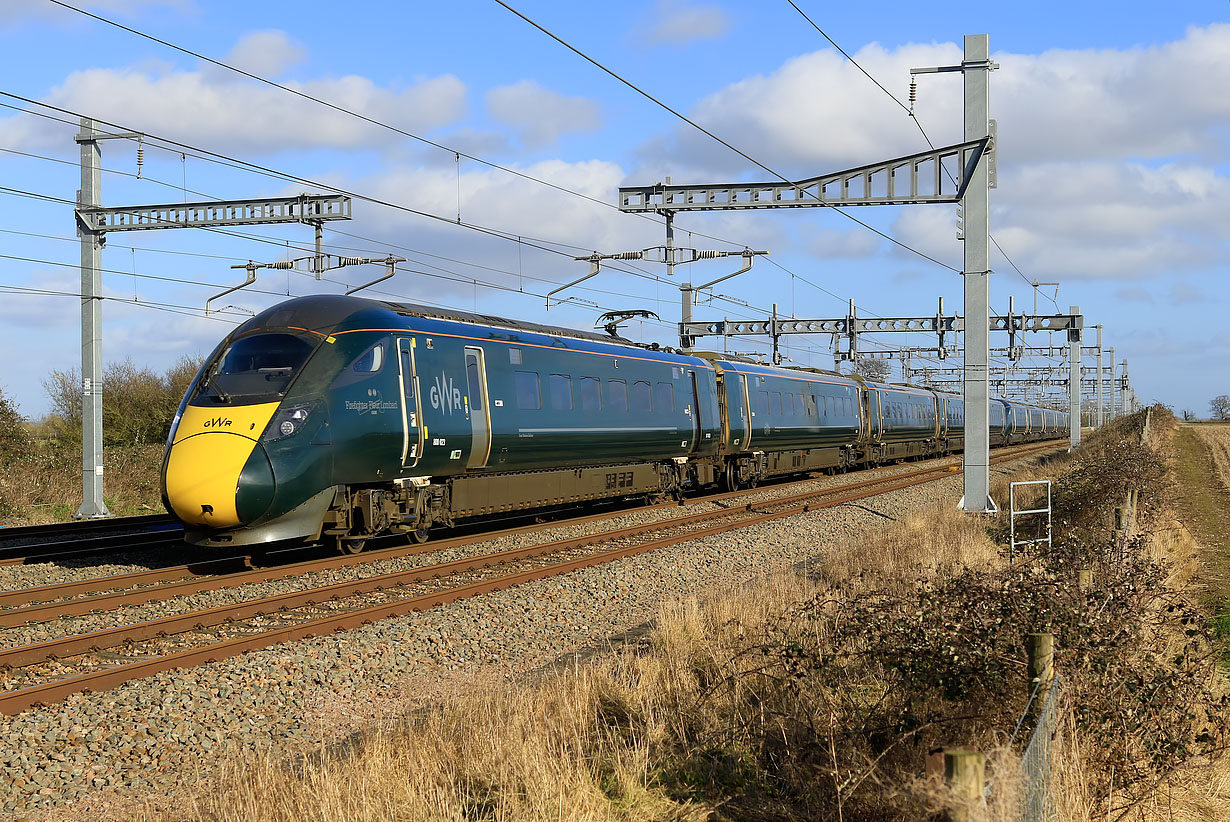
[[0, 439, 1061, 715], [0, 514, 182, 567]]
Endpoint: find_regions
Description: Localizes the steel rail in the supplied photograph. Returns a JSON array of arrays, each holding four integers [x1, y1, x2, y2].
[[0, 441, 1054, 622], [0, 528, 185, 567], [0, 441, 1063, 713]]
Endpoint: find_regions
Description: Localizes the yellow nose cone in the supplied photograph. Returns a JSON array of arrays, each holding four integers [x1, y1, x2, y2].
[[164, 402, 279, 528]]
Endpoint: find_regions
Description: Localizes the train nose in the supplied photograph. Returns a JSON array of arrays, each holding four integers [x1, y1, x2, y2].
[[164, 434, 276, 528]]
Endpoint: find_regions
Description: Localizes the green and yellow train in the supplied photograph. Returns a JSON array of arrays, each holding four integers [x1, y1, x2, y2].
[[161, 295, 1068, 552]]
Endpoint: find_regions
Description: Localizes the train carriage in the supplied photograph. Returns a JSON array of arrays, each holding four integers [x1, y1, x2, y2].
[[162, 294, 1073, 553]]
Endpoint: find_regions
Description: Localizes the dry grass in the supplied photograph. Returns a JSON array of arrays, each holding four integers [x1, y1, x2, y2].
[[1189, 424, 1230, 495], [0, 442, 165, 526]]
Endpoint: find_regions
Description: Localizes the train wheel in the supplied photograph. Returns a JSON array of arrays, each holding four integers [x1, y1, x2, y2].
[[337, 536, 367, 555], [724, 463, 741, 491], [410, 527, 431, 544]]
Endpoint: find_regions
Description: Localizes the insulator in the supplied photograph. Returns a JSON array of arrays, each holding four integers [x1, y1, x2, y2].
[[339, 257, 366, 266], [908, 80, 917, 111], [269, 260, 296, 270], [136, 141, 144, 179], [694, 250, 723, 259]]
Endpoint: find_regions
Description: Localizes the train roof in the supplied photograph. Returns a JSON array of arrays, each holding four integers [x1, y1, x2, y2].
[[238, 294, 649, 348]]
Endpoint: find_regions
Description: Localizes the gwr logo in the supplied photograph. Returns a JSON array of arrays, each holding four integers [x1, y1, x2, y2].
[[202, 417, 233, 428], [429, 372, 463, 415]]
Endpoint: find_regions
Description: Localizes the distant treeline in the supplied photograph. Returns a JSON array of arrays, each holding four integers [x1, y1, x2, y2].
[[2, 356, 204, 455]]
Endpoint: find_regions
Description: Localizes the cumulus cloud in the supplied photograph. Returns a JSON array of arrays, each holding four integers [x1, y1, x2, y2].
[[636, 0, 729, 47], [0, 35, 468, 155], [485, 80, 601, 149], [220, 30, 307, 78]]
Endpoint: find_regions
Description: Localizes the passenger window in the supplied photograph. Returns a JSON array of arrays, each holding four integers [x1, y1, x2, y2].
[[514, 371, 540, 409], [352, 343, 384, 373], [509, 348, 522, 365], [771, 392, 781, 415], [783, 393, 793, 415], [632, 380, 653, 412], [759, 391, 769, 415], [549, 374, 573, 411], [655, 382, 674, 413], [579, 377, 601, 411], [465, 355, 483, 411], [608, 379, 628, 411]]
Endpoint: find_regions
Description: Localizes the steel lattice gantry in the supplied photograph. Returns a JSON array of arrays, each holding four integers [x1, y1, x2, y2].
[[617, 35, 1001, 512], [73, 117, 352, 517]]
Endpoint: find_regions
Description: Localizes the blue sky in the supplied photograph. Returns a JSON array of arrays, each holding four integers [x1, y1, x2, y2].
[[1, 0, 1227, 418]]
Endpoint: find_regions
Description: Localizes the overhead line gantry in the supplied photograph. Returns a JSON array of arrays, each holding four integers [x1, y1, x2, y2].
[[615, 35, 1002, 513]]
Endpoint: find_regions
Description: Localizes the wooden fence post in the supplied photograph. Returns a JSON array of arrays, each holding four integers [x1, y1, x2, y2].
[[943, 749, 985, 822], [1026, 632, 1055, 730]]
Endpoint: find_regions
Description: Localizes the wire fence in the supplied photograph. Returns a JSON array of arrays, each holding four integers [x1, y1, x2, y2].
[[1018, 674, 1062, 822]]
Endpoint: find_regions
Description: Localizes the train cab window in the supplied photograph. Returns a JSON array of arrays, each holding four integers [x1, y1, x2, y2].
[[579, 377, 601, 411], [549, 374, 573, 411], [201, 331, 315, 402], [655, 382, 674, 413], [508, 348, 522, 365], [608, 379, 628, 412], [514, 371, 541, 409], [632, 381, 652, 412]]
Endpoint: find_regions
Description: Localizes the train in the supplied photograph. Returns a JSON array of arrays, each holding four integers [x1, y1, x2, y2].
[[161, 295, 1069, 552]]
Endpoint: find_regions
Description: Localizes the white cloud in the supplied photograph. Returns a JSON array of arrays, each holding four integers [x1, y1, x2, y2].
[[0, 0, 194, 25], [220, 30, 307, 78], [637, 0, 729, 47], [485, 80, 601, 148], [0, 42, 468, 155]]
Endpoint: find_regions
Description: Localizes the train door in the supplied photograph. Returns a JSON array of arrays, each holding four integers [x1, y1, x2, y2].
[[463, 346, 492, 468], [688, 370, 701, 453], [397, 338, 424, 468], [740, 374, 752, 448]]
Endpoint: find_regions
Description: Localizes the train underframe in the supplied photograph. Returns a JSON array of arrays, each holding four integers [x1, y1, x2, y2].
[[308, 436, 975, 553]]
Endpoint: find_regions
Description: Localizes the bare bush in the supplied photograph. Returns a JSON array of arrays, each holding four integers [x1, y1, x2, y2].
[[41, 355, 203, 447]]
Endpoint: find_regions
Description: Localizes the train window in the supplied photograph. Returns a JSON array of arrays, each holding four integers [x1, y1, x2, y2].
[[465, 355, 483, 411], [514, 371, 540, 409], [655, 382, 675, 412], [783, 392, 794, 415], [579, 377, 601, 411], [771, 392, 781, 415], [608, 379, 628, 411], [804, 394, 816, 417], [759, 391, 769, 416], [793, 393, 804, 416], [549, 374, 573, 411], [632, 380, 652, 412], [508, 348, 522, 365], [352, 343, 384, 373]]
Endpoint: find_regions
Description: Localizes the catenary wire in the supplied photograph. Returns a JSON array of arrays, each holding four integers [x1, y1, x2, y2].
[[785, 0, 1052, 301]]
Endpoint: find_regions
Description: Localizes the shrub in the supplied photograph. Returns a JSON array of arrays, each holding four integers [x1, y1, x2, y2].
[[41, 355, 203, 448]]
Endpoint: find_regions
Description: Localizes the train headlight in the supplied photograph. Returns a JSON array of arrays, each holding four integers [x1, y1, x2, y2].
[[264, 402, 317, 442]]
